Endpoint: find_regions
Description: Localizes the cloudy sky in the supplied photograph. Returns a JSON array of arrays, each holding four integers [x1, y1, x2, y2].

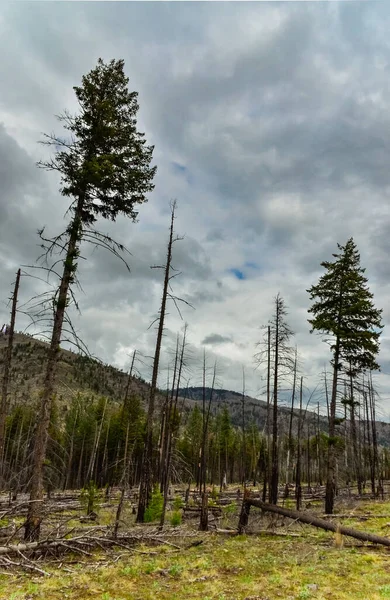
[[1, 2, 390, 414]]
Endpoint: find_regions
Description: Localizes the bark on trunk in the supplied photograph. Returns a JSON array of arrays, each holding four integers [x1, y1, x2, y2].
[[199, 491, 209, 531], [241, 497, 390, 548], [270, 304, 279, 505], [25, 209, 83, 541], [0, 268, 21, 486], [137, 203, 176, 523], [326, 334, 340, 515]]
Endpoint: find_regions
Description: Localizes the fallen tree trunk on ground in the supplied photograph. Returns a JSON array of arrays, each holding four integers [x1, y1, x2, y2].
[[239, 497, 390, 547]]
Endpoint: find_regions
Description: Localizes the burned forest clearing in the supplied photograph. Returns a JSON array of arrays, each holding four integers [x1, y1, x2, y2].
[[1, 487, 390, 599], [1, 21, 390, 600]]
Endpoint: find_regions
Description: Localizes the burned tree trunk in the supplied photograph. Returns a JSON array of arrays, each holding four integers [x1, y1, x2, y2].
[[325, 335, 340, 515], [295, 376, 303, 510], [0, 268, 21, 486], [159, 327, 187, 529], [25, 216, 82, 541], [137, 202, 178, 523], [240, 497, 390, 548], [199, 491, 209, 532]]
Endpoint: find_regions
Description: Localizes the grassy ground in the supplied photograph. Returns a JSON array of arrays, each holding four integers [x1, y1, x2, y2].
[[2, 499, 390, 600]]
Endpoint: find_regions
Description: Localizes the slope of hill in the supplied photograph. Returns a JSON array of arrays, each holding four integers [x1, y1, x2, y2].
[[0, 332, 151, 408]]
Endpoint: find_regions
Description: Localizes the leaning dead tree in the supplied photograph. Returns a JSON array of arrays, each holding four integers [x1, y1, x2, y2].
[[25, 58, 156, 541], [0, 268, 21, 486], [238, 495, 390, 548]]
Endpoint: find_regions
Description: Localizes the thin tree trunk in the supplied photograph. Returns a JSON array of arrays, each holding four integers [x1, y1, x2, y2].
[[114, 422, 130, 538], [199, 491, 209, 531], [262, 325, 271, 502], [160, 326, 187, 529], [241, 368, 246, 486], [295, 376, 303, 510], [64, 408, 78, 491], [286, 348, 297, 486], [317, 402, 322, 486], [369, 374, 380, 496], [137, 202, 177, 523], [123, 350, 137, 409], [88, 398, 107, 483], [0, 269, 21, 487], [199, 360, 216, 496], [270, 303, 279, 505], [76, 434, 85, 490], [326, 334, 340, 515], [349, 370, 362, 494]]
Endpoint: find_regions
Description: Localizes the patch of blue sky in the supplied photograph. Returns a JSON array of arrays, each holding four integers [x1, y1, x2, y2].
[[229, 268, 246, 280]]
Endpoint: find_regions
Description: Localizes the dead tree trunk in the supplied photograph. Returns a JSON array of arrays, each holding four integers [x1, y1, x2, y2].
[[295, 376, 303, 510], [241, 368, 246, 486], [369, 374, 380, 496], [137, 202, 177, 523], [114, 422, 130, 538], [326, 333, 340, 515], [262, 325, 271, 502], [199, 491, 209, 531], [286, 347, 297, 487], [64, 407, 78, 491], [270, 301, 279, 505], [87, 398, 107, 482], [160, 326, 187, 529], [0, 268, 21, 486], [239, 497, 390, 547]]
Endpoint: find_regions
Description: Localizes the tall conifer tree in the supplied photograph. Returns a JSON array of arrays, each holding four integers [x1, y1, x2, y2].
[[25, 59, 156, 540], [308, 238, 382, 514]]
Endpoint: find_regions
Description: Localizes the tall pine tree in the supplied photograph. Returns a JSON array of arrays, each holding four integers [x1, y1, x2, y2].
[[307, 238, 382, 514], [25, 59, 156, 540]]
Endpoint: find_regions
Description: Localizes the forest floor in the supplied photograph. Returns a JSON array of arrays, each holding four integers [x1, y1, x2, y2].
[[1, 491, 390, 599]]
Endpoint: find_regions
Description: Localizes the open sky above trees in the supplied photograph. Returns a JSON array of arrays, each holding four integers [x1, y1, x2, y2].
[[1, 2, 390, 411]]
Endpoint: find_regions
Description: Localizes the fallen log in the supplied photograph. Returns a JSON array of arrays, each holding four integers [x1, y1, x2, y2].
[[239, 498, 390, 547]]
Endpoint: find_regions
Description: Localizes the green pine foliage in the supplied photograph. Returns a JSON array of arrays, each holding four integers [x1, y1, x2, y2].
[[47, 58, 156, 225], [308, 237, 383, 377]]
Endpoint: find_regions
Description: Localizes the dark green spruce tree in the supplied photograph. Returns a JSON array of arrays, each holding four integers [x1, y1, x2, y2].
[[25, 58, 156, 540], [307, 238, 382, 514]]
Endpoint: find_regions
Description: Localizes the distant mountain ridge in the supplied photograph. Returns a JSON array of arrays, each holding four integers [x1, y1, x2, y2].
[[1, 334, 390, 447], [179, 386, 390, 447]]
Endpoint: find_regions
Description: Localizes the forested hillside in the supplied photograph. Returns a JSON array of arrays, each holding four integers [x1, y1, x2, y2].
[[0, 332, 150, 408]]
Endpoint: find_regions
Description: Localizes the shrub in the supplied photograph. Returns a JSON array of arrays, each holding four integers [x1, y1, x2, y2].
[[144, 485, 163, 523], [80, 481, 100, 515], [173, 495, 183, 511], [170, 511, 182, 527]]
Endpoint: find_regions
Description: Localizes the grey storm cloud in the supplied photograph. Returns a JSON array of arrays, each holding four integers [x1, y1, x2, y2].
[[1, 2, 390, 406], [202, 334, 233, 346]]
